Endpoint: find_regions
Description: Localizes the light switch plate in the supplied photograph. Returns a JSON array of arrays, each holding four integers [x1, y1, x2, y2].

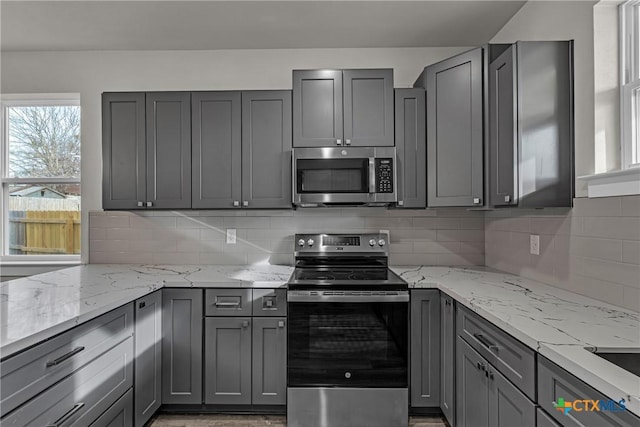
[[530, 234, 540, 255], [226, 228, 237, 244]]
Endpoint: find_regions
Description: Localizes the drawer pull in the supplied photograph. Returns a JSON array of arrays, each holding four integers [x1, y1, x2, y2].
[[473, 333, 499, 352], [46, 346, 85, 367], [476, 361, 485, 371], [215, 301, 241, 307], [46, 402, 85, 427]]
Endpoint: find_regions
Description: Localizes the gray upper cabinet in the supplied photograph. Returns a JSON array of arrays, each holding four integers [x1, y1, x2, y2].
[[102, 93, 146, 210], [192, 91, 242, 209], [204, 317, 252, 405], [241, 90, 292, 209], [394, 88, 426, 208], [440, 294, 455, 426], [252, 317, 287, 405], [162, 289, 203, 404], [134, 291, 162, 427], [293, 69, 394, 147], [102, 91, 191, 210], [419, 48, 484, 207], [410, 290, 440, 407], [489, 41, 574, 208], [293, 70, 343, 147]]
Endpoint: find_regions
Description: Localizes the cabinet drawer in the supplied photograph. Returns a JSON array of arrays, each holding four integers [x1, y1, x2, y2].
[[1, 303, 134, 415], [1, 337, 134, 426], [252, 289, 286, 316], [90, 388, 133, 427], [457, 305, 536, 399], [205, 288, 252, 316], [538, 356, 640, 427]]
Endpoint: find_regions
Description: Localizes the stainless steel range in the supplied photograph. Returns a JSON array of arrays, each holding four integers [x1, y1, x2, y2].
[[286, 233, 409, 427]]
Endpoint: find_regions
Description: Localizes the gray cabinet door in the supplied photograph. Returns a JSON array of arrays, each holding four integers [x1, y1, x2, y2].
[[536, 408, 561, 427], [146, 92, 191, 209], [488, 363, 535, 427], [252, 317, 287, 405], [90, 388, 133, 427], [241, 91, 292, 209], [489, 45, 518, 207], [440, 295, 455, 425], [162, 289, 202, 404], [102, 92, 146, 210], [343, 69, 394, 147], [192, 91, 242, 208], [204, 317, 252, 405], [394, 88, 426, 208], [456, 337, 490, 427], [134, 291, 162, 427], [426, 48, 484, 207], [410, 290, 440, 407], [293, 70, 343, 147]]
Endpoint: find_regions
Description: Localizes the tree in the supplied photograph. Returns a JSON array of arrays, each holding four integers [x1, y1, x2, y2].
[[8, 105, 81, 178]]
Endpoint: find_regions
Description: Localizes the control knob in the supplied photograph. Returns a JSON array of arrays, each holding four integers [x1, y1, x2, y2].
[[307, 239, 315, 246], [297, 239, 306, 247], [369, 239, 376, 247], [378, 239, 386, 247]]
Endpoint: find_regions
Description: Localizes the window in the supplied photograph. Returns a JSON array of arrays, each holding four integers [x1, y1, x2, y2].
[[621, 0, 640, 168], [1, 94, 81, 262]]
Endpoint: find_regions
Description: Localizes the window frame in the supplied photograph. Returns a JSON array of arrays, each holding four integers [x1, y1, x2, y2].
[[621, 0, 640, 169], [0, 93, 81, 265]]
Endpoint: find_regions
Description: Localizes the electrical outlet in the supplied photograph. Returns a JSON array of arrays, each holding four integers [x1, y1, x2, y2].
[[530, 234, 540, 255], [226, 228, 236, 244]]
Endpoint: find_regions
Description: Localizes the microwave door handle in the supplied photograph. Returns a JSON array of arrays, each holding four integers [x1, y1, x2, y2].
[[369, 157, 376, 193]]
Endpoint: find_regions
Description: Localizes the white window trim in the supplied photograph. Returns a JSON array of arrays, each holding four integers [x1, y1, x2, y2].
[[0, 94, 81, 268]]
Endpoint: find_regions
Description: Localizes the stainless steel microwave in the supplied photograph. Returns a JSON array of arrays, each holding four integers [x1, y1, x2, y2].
[[293, 147, 397, 207]]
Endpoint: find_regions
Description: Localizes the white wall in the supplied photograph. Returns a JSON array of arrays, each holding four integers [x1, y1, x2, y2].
[[1, 47, 469, 262], [490, 0, 597, 196]]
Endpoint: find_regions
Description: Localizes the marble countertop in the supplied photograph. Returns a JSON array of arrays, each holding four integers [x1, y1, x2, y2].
[[394, 266, 640, 417], [1, 263, 638, 416]]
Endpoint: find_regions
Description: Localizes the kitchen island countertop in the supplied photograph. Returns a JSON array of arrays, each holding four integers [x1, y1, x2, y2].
[[1, 263, 638, 416]]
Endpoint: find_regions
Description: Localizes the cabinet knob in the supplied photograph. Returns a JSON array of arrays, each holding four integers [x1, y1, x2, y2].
[[242, 320, 250, 328], [345, 139, 351, 146], [398, 201, 404, 206], [146, 201, 153, 207], [504, 195, 511, 203], [137, 201, 144, 207], [278, 320, 285, 328], [233, 201, 240, 207], [336, 139, 342, 146], [473, 198, 481, 205], [243, 201, 249, 207]]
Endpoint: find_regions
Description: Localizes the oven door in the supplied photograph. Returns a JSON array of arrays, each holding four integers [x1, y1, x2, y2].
[[287, 291, 409, 388]]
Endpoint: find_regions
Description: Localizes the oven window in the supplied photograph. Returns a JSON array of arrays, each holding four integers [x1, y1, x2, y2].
[[296, 158, 368, 193], [288, 301, 408, 388]]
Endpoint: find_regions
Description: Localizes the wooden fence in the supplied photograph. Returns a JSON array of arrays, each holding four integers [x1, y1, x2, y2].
[[9, 197, 81, 255]]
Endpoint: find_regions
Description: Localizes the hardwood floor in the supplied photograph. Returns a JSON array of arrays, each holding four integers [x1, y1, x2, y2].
[[149, 413, 448, 427]]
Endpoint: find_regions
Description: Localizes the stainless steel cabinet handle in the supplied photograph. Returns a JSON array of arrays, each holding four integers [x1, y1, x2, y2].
[[242, 320, 250, 328], [46, 346, 85, 367], [473, 333, 499, 352], [243, 201, 249, 207], [215, 301, 240, 307], [146, 201, 153, 207], [504, 195, 511, 203], [137, 201, 144, 207], [345, 139, 351, 146], [473, 197, 481, 205], [278, 320, 285, 328], [233, 201, 240, 207], [46, 402, 85, 427], [336, 139, 342, 146]]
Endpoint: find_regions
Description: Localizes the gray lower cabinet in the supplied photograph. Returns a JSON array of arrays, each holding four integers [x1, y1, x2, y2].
[[191, 91, 242, 209], [204, 317, 253, 405], [134, 291, 162, 427], [162, 289, 203, 404], [102, 92, 146, 210], [410, 290, 440, 407], [241, 91, 292, 208], [252, 317, 287, 405], [394, 88, 426, 208], [537, 408, 561, 427], [489, 41, 574, 208], [102, 91, 191, 209], [538, 356, 640, 427], [416, 48, 484, 207], [440, 294, 455, 425], [90, 388, 134, 427], [457, 337, 535, 427], [293, 69, 394, 147]]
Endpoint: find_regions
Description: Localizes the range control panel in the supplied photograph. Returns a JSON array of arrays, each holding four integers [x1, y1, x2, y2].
[[376, 158, 394, 193], [295, 233, 389, 253]]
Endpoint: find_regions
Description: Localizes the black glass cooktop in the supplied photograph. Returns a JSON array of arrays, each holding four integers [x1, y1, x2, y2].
[[287, 267, 407, 290]]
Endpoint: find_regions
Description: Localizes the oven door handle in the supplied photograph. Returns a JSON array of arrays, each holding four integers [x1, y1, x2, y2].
[[369, 157, 376, 194], [287, 293, 409, 303]]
